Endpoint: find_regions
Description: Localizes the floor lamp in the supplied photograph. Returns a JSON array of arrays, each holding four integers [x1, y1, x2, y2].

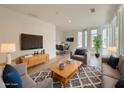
[[0, 43, 16, 64]]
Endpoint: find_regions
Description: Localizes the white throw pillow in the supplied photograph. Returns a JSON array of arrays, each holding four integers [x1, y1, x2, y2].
[[0, 68, 6, 88]]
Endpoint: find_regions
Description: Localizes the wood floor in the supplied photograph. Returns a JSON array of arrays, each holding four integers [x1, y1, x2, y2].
[[28, 54, 70, 76]]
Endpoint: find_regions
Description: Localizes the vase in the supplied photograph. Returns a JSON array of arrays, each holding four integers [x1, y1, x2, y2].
[[95, 53, 100, 58], [59, 63, 65, 70]]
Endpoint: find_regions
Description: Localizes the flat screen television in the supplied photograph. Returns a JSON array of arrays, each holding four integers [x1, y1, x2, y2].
[[66, 37, 74, 42], [21, 33, 43, 50]]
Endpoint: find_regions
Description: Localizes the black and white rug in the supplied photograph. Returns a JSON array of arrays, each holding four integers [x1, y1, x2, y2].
[[31, 66, 103, 88]]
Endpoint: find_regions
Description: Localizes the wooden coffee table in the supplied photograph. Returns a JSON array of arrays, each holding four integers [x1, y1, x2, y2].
[[49, 61, 82, 87]]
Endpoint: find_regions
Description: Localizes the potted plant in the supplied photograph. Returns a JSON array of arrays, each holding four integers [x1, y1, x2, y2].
[[93, 35, 102, 58]]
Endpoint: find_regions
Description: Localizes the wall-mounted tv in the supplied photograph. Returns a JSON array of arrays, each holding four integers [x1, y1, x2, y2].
[[20, 33, 43, 50], [66, 36, 74, 42]]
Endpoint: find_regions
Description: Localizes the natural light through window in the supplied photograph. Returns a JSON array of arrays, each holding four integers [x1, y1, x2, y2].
[[84, 31, 87, 48], [90, 29, 97, 48], [102, 28, 107, 48], [78, 32, 82, 48]]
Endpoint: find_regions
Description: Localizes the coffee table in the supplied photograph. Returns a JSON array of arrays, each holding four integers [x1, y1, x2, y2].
[[49, 61, 82, 87]]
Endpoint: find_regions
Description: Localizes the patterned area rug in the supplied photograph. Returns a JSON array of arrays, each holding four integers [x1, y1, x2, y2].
[[31, 66, 103, 88]]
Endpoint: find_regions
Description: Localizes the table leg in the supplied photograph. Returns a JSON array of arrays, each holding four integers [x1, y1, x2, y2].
[[78, 66, 81, 74], [63, 79, 68, 88], [50, 71, 54, 78]]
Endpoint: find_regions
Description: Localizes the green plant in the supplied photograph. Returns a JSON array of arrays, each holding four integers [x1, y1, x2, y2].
[[93, 35, 102, 54]]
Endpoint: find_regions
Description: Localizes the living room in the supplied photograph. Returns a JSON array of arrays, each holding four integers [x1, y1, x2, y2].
[[0, 4, 124, 89]]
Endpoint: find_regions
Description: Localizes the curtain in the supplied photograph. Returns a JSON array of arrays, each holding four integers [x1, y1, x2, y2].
[[118, 6, 124, 55]]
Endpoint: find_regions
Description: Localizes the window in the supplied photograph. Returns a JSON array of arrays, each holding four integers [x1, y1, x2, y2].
[[113, 16, 119, 49], [78, 32, 82, 48], [102, 28, 108, 48], [109, 16, 119, 49], [101, 28, 109, 56], [115, 26, 119, 49], [84, 31, 87, 48], [90, 29, 97, 47]]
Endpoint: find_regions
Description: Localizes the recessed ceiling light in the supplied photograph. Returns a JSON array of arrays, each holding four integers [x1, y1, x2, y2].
[[68, 20, 71, 23]]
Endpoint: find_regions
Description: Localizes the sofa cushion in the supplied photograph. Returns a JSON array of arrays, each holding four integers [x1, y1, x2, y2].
[[71, 55, 85, 61], [102, 63, 121, 79], [120, 63, 124, 75], [0, 68, 6, 88], [14, 63, 35, 88], [103, 75, 118, 88], [115, 74, 124, 88], [118, 56, 124, 75], [107, 55, 119, 69], [75, 49, 86, 55], [14, 63, 27, 76], [21, 75, 36, 88], [2, 64, 23, 88]]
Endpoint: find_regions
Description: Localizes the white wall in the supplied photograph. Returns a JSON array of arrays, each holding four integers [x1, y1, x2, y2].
[[56, 31, 64, 44], [0, 7, 56, 63], [63, 31, 78, 51]]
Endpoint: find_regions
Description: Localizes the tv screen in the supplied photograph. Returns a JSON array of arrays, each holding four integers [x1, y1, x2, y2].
[[66, 37, 74, 42], [21, 33, 43, 50]]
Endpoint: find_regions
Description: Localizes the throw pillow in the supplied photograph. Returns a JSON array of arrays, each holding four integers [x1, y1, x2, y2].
[[107, 55, 119, 69], [75, 49, 86, 55], [2, 64, 22, 88], [115, 74, 124, 88]]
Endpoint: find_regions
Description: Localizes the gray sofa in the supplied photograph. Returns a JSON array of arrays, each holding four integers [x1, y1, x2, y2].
[[0, 63, 53, 88], [102, 56, 124, 88]]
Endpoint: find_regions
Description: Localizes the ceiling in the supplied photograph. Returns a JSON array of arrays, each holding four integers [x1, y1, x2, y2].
[[1, 4, 120, 31]]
